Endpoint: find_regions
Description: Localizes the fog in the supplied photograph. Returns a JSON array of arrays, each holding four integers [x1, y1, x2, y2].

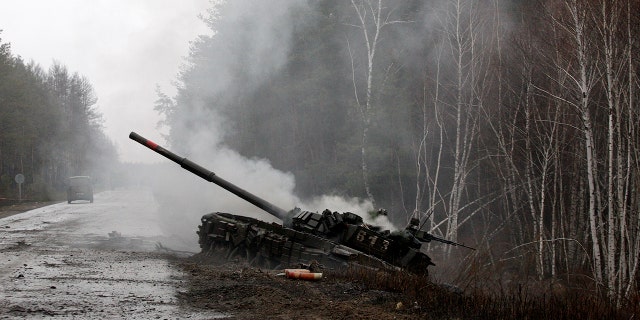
[[132, 133, 395, 247], [0, 0, 211, 163], [5, 0, 638, 310], [125, 0, 396, 243]]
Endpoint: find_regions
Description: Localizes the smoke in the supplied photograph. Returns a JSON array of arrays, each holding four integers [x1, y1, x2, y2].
[[141, 0, 398, 250], [147, 117, 395, 250], [146, 131, 395, 250], [302, 195, 396, 231], [179, 0, 310, 101]]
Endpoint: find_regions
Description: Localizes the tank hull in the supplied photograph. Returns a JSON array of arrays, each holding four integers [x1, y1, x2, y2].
[[130, 132, 444, 274], [197, 212, 434, 274]]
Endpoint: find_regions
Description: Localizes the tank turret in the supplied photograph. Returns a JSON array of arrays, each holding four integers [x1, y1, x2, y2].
[[130, 132, 474, 274]]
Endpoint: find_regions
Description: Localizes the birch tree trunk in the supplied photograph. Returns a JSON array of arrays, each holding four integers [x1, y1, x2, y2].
[[599, 0, 620, 300], [348, 0, 411, 209], [417, 44, 445, 233], [622, 0, 639, 302], [568, 0, 603, 285], [443, 0, 480, 244]]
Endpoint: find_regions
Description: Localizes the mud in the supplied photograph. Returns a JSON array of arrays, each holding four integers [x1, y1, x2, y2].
[[0, 190, 424, 319], [174, 256, 420, 320], [0, 200, 58, 220], [0, 190, 222, 319]]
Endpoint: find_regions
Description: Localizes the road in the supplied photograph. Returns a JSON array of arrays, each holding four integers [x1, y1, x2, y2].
[[0, 188, 225, 319]]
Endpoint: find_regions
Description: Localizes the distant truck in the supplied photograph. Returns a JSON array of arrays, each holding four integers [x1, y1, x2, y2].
[[66, 176, 93, 203]]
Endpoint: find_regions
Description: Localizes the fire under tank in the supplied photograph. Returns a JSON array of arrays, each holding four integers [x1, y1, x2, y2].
[[130, 132, 474, 274]]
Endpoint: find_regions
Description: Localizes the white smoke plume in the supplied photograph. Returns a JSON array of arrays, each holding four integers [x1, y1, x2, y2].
[[145, 121, 395, 251], [133, 0, 400, 251]]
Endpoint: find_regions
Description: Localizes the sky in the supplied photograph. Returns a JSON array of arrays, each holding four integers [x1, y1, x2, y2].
[[0, 0, 212, 163]]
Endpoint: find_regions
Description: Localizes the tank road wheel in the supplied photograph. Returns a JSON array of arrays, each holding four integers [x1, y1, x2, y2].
[[249, 253, 263, 267], [227, 245, 241, 260], [248, 253, 279, 269], [212, 242, 244, 261], [203, 241, 233, 263], [214, 242, 233, 256], [203, 238, 223, 256], [228, 244, 257, 263], [204, 240, 226, 256]]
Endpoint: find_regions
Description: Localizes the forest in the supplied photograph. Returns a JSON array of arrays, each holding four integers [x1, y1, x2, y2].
[[1, 0, 638, 310], [0, 33, 116, 199], [155, 0, 640, 305]]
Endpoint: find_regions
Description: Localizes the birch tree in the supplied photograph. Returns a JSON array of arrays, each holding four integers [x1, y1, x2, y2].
[[557, 0, 603, 285], [347, 0, 411, 209], [622, 0, 640, 301], [436, 0, 482, 244], [595, 0, 640, 303], [542, 0, 640, 300], [597, 0, 623, 300]]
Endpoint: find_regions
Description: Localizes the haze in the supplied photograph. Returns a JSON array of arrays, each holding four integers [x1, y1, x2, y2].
[[0, 0, 211, 163]]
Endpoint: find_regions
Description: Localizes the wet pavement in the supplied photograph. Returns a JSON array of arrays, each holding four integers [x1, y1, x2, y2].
[[0, 188, 225, 319]]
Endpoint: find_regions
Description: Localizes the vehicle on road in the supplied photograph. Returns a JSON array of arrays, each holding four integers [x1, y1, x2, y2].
[[66, 176, 93, 203]]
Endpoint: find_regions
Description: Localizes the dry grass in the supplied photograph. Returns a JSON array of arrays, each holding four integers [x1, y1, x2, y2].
[[327, 262, 639, 320], [190, 245, 639, 319]]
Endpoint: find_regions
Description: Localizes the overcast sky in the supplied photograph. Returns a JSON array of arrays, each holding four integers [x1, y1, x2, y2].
[[0, 0, 212, 163]]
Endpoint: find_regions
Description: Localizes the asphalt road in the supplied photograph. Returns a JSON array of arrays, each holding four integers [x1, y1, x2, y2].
[[0, 188, 225, 319]]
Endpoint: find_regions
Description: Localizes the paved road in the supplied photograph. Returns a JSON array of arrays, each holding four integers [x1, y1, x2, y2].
[[0, 188, 224, 319]]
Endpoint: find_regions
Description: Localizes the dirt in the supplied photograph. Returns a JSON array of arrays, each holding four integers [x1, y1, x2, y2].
[[0, 200, 60, 219], [173, 255, 422, 320], [0, 199, 427, 319]]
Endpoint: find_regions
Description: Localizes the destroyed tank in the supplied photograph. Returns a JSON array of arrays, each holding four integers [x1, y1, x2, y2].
[[130, 132, 474, 274]]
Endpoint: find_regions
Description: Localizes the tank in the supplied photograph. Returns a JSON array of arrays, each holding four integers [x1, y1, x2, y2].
[[129, 132, 474, 274]]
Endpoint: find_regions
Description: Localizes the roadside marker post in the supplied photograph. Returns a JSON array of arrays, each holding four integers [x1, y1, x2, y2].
[[15, 174, 25, 201]]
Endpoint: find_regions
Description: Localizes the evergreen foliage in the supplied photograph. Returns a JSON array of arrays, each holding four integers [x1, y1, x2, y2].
[[0, 32, 117, 200]]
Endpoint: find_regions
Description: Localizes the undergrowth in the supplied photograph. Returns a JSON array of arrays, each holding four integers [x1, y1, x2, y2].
[[328, 266, 639, 319]]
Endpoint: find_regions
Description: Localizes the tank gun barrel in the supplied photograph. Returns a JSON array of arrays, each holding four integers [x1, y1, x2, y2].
[[412, 230, 476, 250], [129, 132, 289, 220]]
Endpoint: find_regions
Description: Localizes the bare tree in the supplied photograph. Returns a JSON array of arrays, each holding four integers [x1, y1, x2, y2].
[[539, 0, 640, 300], [347, 0, 412, 209], [437, 0, 483, 244]]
